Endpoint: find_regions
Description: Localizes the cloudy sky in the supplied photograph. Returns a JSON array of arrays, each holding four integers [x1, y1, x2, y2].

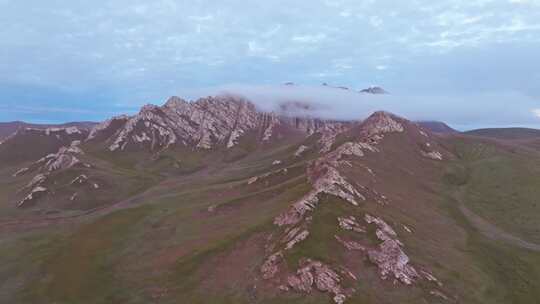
[[1, 0, 539, 129]]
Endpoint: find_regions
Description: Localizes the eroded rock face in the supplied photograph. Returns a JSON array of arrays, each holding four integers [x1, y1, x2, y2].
[[261, 113, 280, 142], [261, 251, 283, 280], [99, 96, 264, 151], [34, 144, 84, 173], [108, 104, 179, 151], [273, 112, 407, 247], [14, 141, 90, 208], [360, 111, 404, 138], [14, 142, 85, 180], [365, 214, 418, 284], [284, 229, 310, 250], [92, 94, 362, 153], [274, 141, 373, 227], [287, 260, 348, 304], [87, 115, 129, 141], [318, 123, 351, 153]]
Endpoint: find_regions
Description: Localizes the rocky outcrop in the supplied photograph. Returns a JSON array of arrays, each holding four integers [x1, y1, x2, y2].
[[338, 216, 366, 233], [71, 174, 88, 185], [108, 104, 179, 151], [87, 115, 129, 141], [246, 167, 289, 185], [422, 150, 443, 160], [14, 141, 85, 180], [359, 111, 404, 138], [268, 112, 405, 276], [317, 123, 351, 153], [294, 145, 309, 157], [13, 141, 91, 208], [365, 214, 418, 284], [274, 163, 364, 226], [287, 259, 349, 304], [283, 228, 310, 250], [24, 126, 83, 136], [335, 235, 366, 251], [261, 251, 283, 280], [9, 127, 86, 142], [32, 143, 85, 173], [18, 186, 47, 207]]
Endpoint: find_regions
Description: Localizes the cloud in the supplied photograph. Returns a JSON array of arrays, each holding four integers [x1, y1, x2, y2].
[[0, 0, 539, 127], [176, 85, 540, 129], [533, 108, 540, 118]]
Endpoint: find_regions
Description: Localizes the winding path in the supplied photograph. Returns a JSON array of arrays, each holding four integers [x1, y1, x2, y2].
[[455, 187, 540, 252]]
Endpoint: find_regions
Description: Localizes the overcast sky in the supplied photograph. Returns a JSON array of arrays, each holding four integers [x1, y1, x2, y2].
[[1, 0, 539, 129]]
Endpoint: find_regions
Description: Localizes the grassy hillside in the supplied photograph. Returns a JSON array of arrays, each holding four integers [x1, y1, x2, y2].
[[464, 128, 540, 140], [446, 136, 540, 244], [441, 135, 540, 303], [2, 132, 540, 303]]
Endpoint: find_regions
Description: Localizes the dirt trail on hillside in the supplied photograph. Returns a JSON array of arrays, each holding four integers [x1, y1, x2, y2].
[[455, 187, 540, 252]]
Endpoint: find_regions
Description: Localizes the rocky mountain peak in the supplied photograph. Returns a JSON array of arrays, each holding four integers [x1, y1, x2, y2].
[[163, 96, 189, 109], [81, 94, 440, 158], [86, 115, 129, 141], [360, 111, 405, 136], [360, 86, 388, 94]]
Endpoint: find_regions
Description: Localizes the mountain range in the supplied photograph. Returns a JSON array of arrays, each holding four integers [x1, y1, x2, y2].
[[1, 94, 540, 304]]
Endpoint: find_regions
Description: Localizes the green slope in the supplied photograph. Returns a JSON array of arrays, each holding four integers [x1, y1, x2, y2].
[[465, 128, 540, 140]]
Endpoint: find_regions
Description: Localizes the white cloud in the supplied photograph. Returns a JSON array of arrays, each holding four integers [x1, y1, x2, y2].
[[533, 108, 540, 118]]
